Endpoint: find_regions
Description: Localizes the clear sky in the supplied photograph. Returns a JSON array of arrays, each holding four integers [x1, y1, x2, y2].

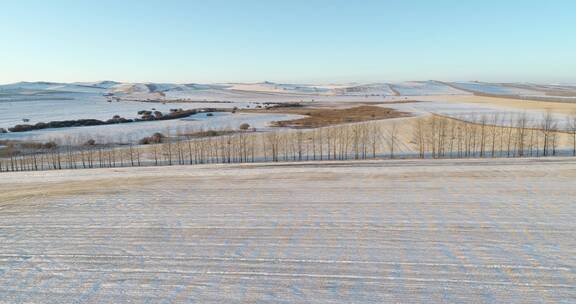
[[1, 0, 575, 84]]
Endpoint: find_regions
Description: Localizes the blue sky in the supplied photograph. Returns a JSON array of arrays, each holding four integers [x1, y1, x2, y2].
[[1, 0, 575, 84]]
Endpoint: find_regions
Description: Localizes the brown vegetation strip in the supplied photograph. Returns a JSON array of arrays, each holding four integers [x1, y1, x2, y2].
[[245, 105, 410, 128]]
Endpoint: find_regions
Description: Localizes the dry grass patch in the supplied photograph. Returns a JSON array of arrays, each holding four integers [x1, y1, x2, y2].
[[245, 105, 410, 128]]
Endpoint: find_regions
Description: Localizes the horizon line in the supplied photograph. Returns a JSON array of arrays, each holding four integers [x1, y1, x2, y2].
[[2, 79, 574, 86]]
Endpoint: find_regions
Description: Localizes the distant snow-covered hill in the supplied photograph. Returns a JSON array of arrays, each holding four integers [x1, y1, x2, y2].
[[1, 80, 575, 100]]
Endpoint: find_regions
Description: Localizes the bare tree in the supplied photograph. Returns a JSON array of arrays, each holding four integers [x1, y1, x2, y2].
[[388, 122, 398, 159], [568, 112, 576, 156], [541, 111, 557, 156]]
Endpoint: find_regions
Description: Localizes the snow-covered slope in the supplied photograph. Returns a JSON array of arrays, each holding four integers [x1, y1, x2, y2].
[[74, 81, 120, 89], [2, 80, 574, 100], [0, 81, 68, 92], [391, 81, 470, 96], [227, 82, 333, 95], [0, 81, 118, 94], [449, 82, 546, 96], [330, 83, 396, 96]]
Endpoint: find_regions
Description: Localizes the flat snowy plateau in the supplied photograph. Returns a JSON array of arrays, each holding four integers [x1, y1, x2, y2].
[[0, 158, 575, 303]]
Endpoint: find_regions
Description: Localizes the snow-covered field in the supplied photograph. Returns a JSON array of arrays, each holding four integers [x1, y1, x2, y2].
[[0, 86, 295, 142], [451, 82, 546, 96], [390, 81, 470, 96], [3, 112, 303, 143], [0, 93, 251, 130], [0, 158, 574, 303]]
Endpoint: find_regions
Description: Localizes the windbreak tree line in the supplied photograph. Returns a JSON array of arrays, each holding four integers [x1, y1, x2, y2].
[[1, 112, 576, 172]]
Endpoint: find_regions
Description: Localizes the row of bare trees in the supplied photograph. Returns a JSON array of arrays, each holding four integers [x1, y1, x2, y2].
[[2, 112, 576, 172], [0, 122, 399, 172], [414, 112, 572, 159]]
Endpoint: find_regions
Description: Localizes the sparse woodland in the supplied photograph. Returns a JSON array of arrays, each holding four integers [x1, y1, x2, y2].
[[2, 111, 576, 172]]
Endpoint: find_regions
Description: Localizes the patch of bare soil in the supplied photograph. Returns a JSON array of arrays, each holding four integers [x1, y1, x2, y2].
[[245, 105, 410, 128]]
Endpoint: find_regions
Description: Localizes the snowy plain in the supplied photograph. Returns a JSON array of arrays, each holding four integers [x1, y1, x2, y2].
[[0, 158, 574, 302], [3, 112, 303, 143]]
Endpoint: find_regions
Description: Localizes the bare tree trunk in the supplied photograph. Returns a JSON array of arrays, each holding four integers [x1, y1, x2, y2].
[[388, 123, 398, 159]]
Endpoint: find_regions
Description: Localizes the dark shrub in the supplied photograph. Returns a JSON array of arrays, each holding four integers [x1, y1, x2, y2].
[[139, 132, 165, 145], [43, 142, 58, 149], [8, 124, 35, 132]]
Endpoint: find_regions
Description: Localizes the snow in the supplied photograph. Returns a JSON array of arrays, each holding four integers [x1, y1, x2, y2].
[[3, 80, 576, 143], [0, 93, 250, 129], [1, 158, 574, 302], [0, 81, 476, 102], [0, 82, 112, 94], [0, 90, 297, 142], [227, 82, 333, 95], [2, 112, 303, 143], [520, 95, 576, 100], [390, 81, 470, 96], [0, 81, 67, 91], [451, 82, 546, 96], [4, 81, 574, 100], [332, 83, 397, 96], [110, 83, 151, 94]]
